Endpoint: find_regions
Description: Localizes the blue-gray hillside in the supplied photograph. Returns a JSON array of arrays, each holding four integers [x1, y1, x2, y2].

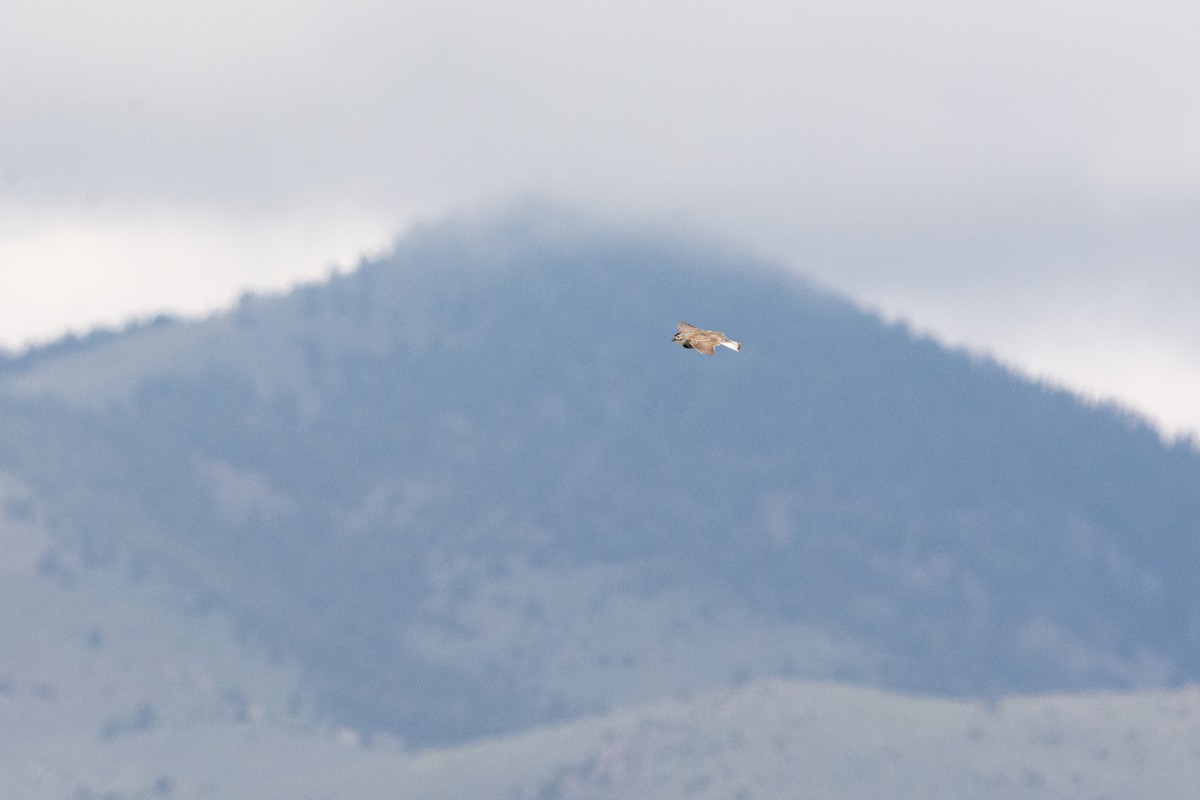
[[2, 208, 1198, 746]]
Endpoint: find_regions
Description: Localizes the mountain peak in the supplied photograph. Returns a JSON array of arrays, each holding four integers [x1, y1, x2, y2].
[[2, 207, 1198, 747]]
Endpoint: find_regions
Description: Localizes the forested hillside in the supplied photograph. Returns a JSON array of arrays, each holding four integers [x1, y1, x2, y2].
[[3, 208, 1199, 747]]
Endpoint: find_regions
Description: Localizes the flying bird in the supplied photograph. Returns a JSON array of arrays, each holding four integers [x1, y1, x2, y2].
[[672, 321, 742, 355]]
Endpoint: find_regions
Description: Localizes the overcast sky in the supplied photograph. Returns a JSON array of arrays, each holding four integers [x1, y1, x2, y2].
[[3, 0, 1199, 436]]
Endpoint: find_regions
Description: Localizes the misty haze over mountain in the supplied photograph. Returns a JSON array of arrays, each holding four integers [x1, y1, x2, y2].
[[2, 206, 1199, 797]]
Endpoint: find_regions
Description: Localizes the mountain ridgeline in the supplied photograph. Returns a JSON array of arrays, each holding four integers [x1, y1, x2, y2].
[[2, 209, 1199, 746]]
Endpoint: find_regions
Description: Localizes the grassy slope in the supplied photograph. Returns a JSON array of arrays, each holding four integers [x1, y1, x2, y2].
[[0, 491, 309, 799], [9, 670, 1200, 799]]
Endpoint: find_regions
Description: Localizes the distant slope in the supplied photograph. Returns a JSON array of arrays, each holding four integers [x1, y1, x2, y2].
[[2, 206, 1199, 748], [0, 484, 307, 800]]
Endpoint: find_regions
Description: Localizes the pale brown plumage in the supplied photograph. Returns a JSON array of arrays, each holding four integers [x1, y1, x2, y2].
[[672, 321, 742, 355]]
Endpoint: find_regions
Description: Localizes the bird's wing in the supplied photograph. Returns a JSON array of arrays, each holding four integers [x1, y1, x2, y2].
[[690, 339, 716, 355]]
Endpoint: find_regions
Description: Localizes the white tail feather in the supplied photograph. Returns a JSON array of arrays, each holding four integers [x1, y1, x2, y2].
[[720, 340, 741, 351]]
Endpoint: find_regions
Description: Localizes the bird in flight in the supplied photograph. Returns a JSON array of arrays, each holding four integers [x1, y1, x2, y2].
[[672, 321, 742, 355]]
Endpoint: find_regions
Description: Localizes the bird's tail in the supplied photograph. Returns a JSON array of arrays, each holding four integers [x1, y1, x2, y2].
[[720, 339, 742, 351]]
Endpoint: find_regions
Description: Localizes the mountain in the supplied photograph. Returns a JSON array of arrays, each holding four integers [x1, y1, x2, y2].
[[2, 205, 1200, 755]]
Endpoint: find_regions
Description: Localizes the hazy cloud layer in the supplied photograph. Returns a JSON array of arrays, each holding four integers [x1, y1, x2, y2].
[[3, 0, 1199, 431]]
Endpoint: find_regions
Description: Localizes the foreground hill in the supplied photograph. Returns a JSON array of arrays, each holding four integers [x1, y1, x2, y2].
[[10, 649, 1200, 800], [2, 207, 1199, 749]]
